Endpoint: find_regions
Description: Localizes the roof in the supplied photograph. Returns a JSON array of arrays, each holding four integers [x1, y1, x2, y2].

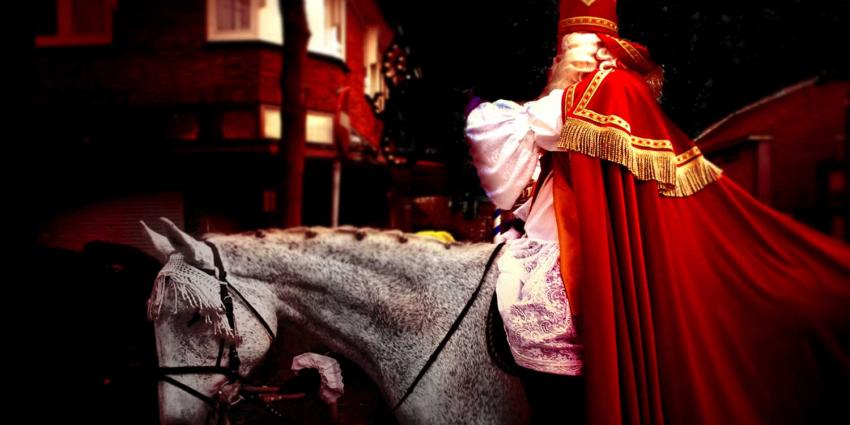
[[695, 77, 849, 152]]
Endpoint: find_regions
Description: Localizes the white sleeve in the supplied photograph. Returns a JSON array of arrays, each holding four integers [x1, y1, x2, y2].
[[465, 89, 564, 210], [526, 88, 564, 151]]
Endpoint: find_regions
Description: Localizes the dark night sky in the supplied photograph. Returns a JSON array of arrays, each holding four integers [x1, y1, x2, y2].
[[378, 0, 848, 144], [376, 0, 848, 200]]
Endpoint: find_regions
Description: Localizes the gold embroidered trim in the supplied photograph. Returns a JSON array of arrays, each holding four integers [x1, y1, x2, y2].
[[575, 109, 631, 132], [675, 146, 702, 165], [559, 16, 619, 34], [558, 117, 675, 185], [557, 118, 721, 197], [565, 70, 673, 151], [613, 38, 653, 70], [564, 84, 576, 111], [575, 70, 607, 109], [572, 70, 632, 132], [631, 135, 674, 151]]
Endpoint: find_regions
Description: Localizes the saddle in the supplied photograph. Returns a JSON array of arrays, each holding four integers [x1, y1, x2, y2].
[[485, 291, 525, 376], [487, 291, 587, 423]]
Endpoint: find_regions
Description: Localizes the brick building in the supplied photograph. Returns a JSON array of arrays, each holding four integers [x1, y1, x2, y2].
[[32, 0, 396, 256]]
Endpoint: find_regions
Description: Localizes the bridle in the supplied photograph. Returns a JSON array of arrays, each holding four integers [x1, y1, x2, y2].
[[157, 241, 310, 423], [157, 238, 505, 420]]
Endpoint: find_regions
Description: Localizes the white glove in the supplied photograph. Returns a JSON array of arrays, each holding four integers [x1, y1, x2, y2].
[[291, 353, 344, 404]]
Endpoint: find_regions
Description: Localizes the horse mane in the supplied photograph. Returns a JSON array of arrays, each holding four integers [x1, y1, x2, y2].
[[148, 226, 468, 343], [234, 225, 462, 248]]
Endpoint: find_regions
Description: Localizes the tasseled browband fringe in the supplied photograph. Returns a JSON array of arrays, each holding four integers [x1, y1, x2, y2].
[[147, 254, 241, 342], [557, 117, 722, 197]]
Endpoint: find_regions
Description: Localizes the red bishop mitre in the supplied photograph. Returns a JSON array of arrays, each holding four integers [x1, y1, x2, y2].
[[558, 0, 619, 40], [558, 0, 663, 96]]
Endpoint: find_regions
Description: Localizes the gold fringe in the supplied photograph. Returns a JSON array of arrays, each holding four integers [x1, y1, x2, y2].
[[662, 156, 723, 197], [557, 118, 677, 186], [557, 117, 722, 197]]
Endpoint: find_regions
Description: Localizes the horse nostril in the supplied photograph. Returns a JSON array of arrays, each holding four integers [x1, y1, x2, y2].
[[354, 230, 366, 241], [255, 230, 266, 238], [305, 230, 317, 239]]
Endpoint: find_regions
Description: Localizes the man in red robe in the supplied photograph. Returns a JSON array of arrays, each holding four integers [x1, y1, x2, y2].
[[470, 0, 850, 423], [558, 2, 850, 423]]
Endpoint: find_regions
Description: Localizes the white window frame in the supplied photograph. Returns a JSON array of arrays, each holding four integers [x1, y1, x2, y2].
[[207, 0, 262, 42], [36, 0, 117, 47], [206, 0, 344, 56], [363, 25, 386, 111], [306, 0, 346, 60]]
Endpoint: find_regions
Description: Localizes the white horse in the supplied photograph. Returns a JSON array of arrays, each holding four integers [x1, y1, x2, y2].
[[143, 218, 533, 425]]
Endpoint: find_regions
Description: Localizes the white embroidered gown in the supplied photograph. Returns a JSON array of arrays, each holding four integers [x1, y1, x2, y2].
[[466, 89, 583, 376]]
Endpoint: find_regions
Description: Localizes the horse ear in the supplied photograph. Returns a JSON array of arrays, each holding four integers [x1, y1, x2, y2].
[[140, 220, 174, 263], [158, 217, 215, 270]]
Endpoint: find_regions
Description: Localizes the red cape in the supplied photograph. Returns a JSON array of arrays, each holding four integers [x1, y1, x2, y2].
[[553, 69, 850, 424]]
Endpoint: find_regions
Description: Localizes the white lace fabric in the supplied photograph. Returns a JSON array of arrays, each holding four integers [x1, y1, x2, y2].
[[496, 239, 584, 376]]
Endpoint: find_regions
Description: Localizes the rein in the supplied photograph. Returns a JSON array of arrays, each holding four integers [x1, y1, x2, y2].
[[391, 242, 506, 412]]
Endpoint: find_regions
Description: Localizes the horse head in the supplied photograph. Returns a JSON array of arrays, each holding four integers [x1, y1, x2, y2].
[[143, 218, 279, 425]]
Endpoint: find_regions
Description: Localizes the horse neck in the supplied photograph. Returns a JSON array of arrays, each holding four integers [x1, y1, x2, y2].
[[211, 228, 496, 393]]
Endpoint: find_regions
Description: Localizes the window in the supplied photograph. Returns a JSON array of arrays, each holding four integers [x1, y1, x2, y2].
[[206, 0, 343, 54], [215, 0, 253, 33], [259, 107, 335, 145], [208, 0, 281, 43], [260, 105, 282, 139], [306, 0, 345, 59], [36, 0, 116, 47], [221, 110, 258, 139], [306, 111, 334, 144], [208, 0, 258, 41], [363, 26, 386, 111], [324, 0, 344, 56], [165, 112, 200, 141]]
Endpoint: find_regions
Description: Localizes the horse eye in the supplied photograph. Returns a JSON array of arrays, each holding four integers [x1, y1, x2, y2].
[[187, 311, 201, 328]]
